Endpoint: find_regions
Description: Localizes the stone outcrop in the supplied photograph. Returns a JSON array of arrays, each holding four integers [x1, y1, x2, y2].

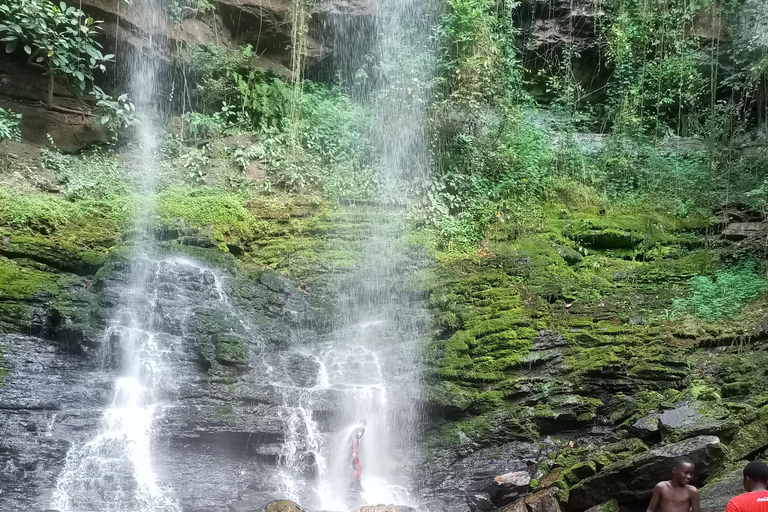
[[658, 402, 739, 443], [700, 465, 747, 512], [0, 57, 110, 152]]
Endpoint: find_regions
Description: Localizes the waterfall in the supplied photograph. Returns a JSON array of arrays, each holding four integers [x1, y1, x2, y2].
[[278, 0, 439, 508], [51, 1, 173, 510], [48, 0, 439, 509]]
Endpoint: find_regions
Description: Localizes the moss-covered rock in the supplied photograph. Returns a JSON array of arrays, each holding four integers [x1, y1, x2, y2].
[[726, 406, 768, 461], [215, 334, 248, 366]]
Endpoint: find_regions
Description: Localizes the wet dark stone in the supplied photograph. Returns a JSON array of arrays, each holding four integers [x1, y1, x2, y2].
[[284, 353, 321, 388], [630, 413, 661, 441], [568, 435, 726, 511], [659, 402, 738, 441]]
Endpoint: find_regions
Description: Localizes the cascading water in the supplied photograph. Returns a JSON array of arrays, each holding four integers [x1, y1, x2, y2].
[[46, 0, 439, 509], [51, 1, 173, 510], [277, 0, 439, 509]]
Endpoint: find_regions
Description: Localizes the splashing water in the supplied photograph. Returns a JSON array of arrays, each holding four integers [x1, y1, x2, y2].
[[273, 0, 439, 509], [51, 259, 184, 512], [51, 0, 175, 509]]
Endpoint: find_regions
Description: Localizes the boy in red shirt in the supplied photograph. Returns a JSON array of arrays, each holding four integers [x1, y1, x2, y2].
[[726, 461, 768, 512]]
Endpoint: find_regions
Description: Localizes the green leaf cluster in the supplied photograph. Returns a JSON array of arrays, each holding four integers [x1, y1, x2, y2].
[[0, 107, 21, 142], [673, 264, 768, 321], [0, 0, 114, 94]]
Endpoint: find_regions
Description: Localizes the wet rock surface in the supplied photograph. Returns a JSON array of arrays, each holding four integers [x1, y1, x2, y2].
[[0, 335, 107, 511], [568, 436, 726, 511], [0, 253, 321, 511], [700, 464, 747, 512], [658, 402, 737, 442]]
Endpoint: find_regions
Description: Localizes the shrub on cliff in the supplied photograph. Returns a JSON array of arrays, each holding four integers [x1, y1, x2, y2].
[[673, 264, 767, 321]]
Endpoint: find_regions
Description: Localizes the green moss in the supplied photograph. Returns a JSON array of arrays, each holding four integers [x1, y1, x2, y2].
[[0, 347, 7, 386], [566, 344, 627, 372], [535, 404, 556, 418], [158, 187, 255, 241], [596, 501, 620, 512], [0, 258, 59, 300], [1, 233, 109, 274], [726, 406, 768, 461], [215, 334, 247, 366], [215, 403, 236, 421]]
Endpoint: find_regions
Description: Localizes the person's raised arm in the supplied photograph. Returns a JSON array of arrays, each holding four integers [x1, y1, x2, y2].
[[647, 483, 662, 512], [690, 488, 701, 512]]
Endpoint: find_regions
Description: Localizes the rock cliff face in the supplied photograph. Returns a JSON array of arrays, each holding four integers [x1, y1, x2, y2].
[[418, 201, 768, 512], [0, 235, 320, 510], [0, 0, 375, 151]]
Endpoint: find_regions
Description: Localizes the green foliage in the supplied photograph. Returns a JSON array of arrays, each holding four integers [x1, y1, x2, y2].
[[591, 0, 714, 135], [437, 0, 523, 108], [177, 44, 377, 198], [0, 107, 21, 142], [427, 109, 550, 250], [427, 0, 536, 250], [182, 111, 226, 139], [179, 44, 254, 111], [0, 0, 115, 104], [673, 264, 768, 321], [41, 148, 130, 201], [90, 86, 138, 136], [167, 0, 214, 24]]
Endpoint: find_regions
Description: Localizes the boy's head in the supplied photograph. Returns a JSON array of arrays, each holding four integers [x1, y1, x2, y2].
[[672, 456, 695, 486], [742, 460, 768, 491]]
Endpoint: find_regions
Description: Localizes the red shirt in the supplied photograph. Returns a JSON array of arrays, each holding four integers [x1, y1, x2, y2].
[[726, 491, 768, 512]]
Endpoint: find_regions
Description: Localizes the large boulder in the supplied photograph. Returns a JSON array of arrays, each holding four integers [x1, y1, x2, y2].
[[659, 403, 738, 443], [527, 487, 561, 512], [727, 414, 768, 461], [630, 413, 661, 441], [700, 465, 747, 512], [568, 436, 726, 511]]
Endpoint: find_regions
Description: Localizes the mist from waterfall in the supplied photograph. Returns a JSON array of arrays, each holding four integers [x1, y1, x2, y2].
[[51, 1, 174, 510], [277, 0, 439, 509]]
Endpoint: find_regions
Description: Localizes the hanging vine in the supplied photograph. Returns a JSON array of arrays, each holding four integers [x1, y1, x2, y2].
[[288, 0, 315, 157]]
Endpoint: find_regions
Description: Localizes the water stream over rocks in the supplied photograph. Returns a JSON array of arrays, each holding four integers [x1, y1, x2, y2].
[[0, 0, 441, 509]]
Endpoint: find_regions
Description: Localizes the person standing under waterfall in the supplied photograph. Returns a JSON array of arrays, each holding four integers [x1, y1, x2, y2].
[[348, 419, 367, 492]]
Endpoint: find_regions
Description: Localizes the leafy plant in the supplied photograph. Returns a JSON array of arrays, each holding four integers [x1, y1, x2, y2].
[[167, 0, 214, 24], [0, 0, 115, 108], [41, 146, 129, 201], [90, 86, 138, 138], [673, 264, 768, 321], [182, 111, 226, 140], [0, 107, 21, 170]]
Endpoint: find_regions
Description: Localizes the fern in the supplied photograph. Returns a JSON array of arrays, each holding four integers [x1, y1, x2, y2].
[[673, 264, 767, 322]]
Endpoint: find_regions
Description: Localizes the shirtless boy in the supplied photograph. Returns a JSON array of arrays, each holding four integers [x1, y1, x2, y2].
[[646, 456, 702, 512]]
